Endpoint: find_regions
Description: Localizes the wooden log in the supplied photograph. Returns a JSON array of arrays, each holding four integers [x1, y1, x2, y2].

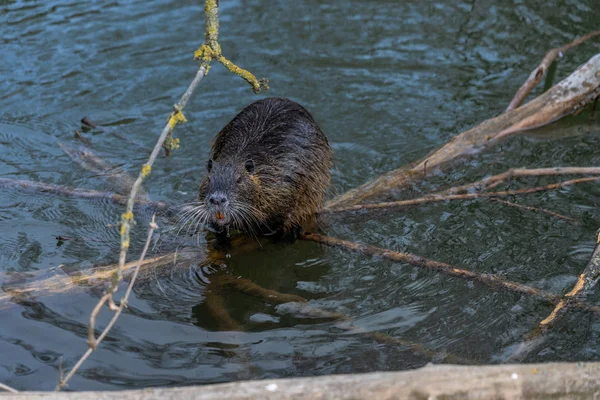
[[326, 53, 600, 207], [8, 362, 600, 399]]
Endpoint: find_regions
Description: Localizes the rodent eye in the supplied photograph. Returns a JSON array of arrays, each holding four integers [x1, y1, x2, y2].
[[244, 160, 255, 174], [236, 177, 243, 184], [207, 159, 213, 172]]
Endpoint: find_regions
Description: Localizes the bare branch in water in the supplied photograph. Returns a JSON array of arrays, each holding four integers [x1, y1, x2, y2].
[[54, 0, 268, 390], [0, 382, 18, 393], [506, 30, 600, 111], [327, 53, 600, 207], [0, 177, 168, 210], [489, 198, 576, 224], [56, 216, 158, 391], [325, 176, 600, 213], [300, 233, 600, 315]]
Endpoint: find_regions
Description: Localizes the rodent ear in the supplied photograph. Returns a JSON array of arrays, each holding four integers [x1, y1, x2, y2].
[[207, 159, 213, 172], [244, 160, 255, 174]]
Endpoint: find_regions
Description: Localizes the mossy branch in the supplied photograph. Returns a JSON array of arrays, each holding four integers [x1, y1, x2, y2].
[[56, 0, 269, 391], [193, 0, 269, 93]]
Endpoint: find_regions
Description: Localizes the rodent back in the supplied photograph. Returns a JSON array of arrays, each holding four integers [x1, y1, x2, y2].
[[202, 97, 333, 232]]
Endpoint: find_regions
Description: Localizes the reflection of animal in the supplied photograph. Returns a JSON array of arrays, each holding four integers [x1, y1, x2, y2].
[[197, 97, 333, 238]]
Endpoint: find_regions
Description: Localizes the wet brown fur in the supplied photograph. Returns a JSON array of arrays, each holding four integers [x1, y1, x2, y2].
[[198, 97, 333, 235]]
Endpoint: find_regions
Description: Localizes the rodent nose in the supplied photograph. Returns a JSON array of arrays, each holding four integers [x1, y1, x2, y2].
[[208, 193, 228, 206]]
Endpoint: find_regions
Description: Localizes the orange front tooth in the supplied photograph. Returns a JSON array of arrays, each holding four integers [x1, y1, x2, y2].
[[215, 211, 224, 220]]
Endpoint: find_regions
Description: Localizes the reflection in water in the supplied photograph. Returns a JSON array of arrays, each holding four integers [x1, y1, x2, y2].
[[1, 0, 600, 392]]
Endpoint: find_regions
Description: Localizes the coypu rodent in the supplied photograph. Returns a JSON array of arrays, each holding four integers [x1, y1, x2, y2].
[[197, 97, 332, 239]]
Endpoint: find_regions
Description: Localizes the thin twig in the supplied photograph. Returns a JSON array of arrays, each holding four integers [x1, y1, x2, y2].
[[80, 117, 153, 153], [0, 382, 18, 393], [535, 235, 600, 333], [508, 234, 600, 362], [324, 176, 600, 214], [439, 167, 600, 196], [300, 233, 600, 315], [56, 216, 158, 390], [113, 61, 207, 290], [507, 30, 600, 111], [55, 1, 268, 390], [74, 130, 92, 147], [193, 0, 268, 93], [489, 198, 576, 224], [0, 177, 168, 209]]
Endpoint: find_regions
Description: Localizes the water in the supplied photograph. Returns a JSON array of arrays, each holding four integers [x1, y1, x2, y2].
[[1, 0, 600, 391]]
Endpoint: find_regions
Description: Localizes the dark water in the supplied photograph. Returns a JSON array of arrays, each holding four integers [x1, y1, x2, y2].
[[1, 0, 600, 391]]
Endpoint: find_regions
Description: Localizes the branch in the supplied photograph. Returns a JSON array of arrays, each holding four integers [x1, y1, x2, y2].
[[327, 52, 600, 207], [59, 143, 146, 199], [438, 167, 600, 195], [205, 289, 241, 331], [2, 168, 596, 308], [0, 383, 18, 393], [325, 176, 600, 213], [300, 233, 600, 315], [53, 1, 269, 388], [193, 0, 268, 93], [526, 233, 600, 338], [214, 274, 307, 304], [489, 198, 576, 224], [56, 216, 158, 390], [0, 177, 168, 210], [81, 117, 153, 153], [507, 30, 600, 111]]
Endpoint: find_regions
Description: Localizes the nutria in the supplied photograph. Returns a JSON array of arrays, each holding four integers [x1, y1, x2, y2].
[[196, 97, 332, 239]]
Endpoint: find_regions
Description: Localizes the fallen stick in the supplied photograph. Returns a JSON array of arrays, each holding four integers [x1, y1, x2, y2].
[[506, 30, 600, 111], [215, 274, 307, 304], [81, 117, 153, 153], [0, 382, 18, 394], [508, 234, 600, 362], [57, 216, 159, 390], [0, 177, 168, 210], [326, 52, 600, 207], [205, 289, 241, 331], [1, 175, 595, 308], [0, 237, 252, 311], [300, 233, 600, 314], [0, 253, 178, 311], [59, 143, 146, 199], [521, 233, 600, 342], [438, 167, 600, 195], [73, 130, 92, 147], [324, 176, 600, 213], [489, 198, 576, 224]]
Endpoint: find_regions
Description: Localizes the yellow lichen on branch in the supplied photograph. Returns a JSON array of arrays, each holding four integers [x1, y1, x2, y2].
[[193, 0, 268, 93], [141, 164, 152, 178], [163, 110, 187, 155], [194, 44, 220, 62], [217, 55, 269, 93], [56, 0, 273, 390], [168, 109, 187, 130], [119, 210, 134, 249]]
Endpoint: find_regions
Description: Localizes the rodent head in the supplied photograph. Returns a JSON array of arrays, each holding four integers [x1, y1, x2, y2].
[[197, 157, 263, 234]]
